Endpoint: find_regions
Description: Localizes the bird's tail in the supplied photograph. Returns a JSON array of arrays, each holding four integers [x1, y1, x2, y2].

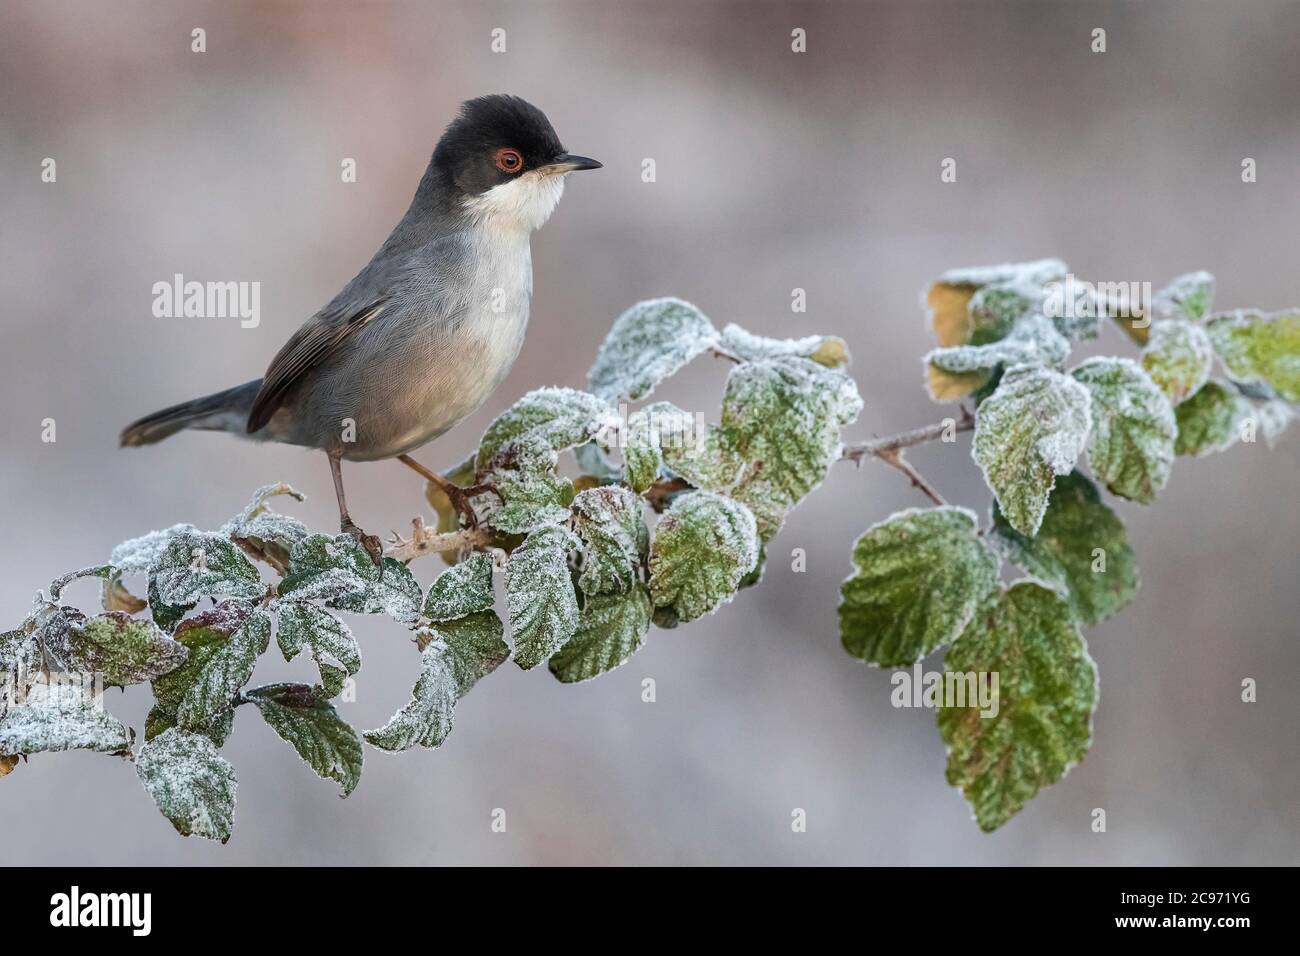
[[120, 379, 263, 447]]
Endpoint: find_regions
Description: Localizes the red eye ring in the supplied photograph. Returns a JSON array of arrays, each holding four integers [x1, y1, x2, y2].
[[494, 148, 523, 173]]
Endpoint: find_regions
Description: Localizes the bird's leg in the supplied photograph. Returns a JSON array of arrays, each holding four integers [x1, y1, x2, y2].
[[396, 453, 494, 529], [328, 450, 383, 565]]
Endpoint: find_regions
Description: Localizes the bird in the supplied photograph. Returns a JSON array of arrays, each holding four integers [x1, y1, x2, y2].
[[121, 94, 602, 562]]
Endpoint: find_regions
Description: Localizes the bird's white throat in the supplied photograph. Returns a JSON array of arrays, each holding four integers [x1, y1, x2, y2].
[[463, 169, 567, 233]]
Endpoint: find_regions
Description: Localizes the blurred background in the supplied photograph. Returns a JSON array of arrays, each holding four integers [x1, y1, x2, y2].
[[2, 0, 1297, 865]]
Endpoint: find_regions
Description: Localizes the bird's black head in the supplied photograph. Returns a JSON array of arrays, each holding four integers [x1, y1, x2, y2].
[[433, 94, 601, 197]]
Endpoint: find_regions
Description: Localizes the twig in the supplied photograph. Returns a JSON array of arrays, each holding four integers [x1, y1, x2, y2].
[[840, 405, 974, 462], [709, 346, 744, 364], [386, 516, 491, 563], [874, 448, 946, 506]]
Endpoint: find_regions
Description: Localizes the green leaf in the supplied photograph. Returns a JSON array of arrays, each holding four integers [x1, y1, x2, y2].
[[989, 471, 1138, 626], [245, 683, 362, 796], [418, 610, 509, 695], [971, 365, 1092, 536], [505, 525, 581, 670], [152, 602, 269, 733], [136, 727, 237, 842], [572, 486, 647, 596], [1205, 309, 1300, 401], [279, 533, 421, 624], [1151, 271, 1215, 323], [476, 387, 613, 472], [363, 643, 458, 752], [937, 581, 1097, 832], [839, 507, 999, 666], [1174, 380, 1247, 456], [587, 297, 718, 402], [150, 530, 263, 606], [621, 402, 702, 494], [549, 587, 652, 683], [223, 483, 309, 574], [422, 552, 496, 623], [0, 680, 132, 756], [648, 491, 760, 622], [925, 259, 1067, 348], [1140, 319, 1213, 404], [110, 523, 199, 575], [66, 612, 189, 687], [717, 323, 851, 368], [147, 576, 193, 634], [1071, 357, 1176, 504], [926, 313, 1070, 403], [327, 558, 423, 624], [713, 357, 863, 537], [484, 433, 574, 534], [275, 601, 361, 698]]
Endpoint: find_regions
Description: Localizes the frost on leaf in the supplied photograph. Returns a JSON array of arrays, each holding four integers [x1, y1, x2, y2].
[[66, 612, 189, 687], [1140, 319, 1213, 405], [363, 642, 457, 752], [152, 601, 269, 734], [422, 552, 496, 623], [573, 486, 648, 596], [1253, 399, 1294, 447], [418, 611, 509, 694], [245, 683, 362, 797], [275, 601, 360, 698], [483, 433, 574, 534], [717, 323, 851, 368], [989, 471, 1138, 626], [1151, 271, 1215, 323], [926, 313, 1070, 403], [110, 523, 199, 575], [924, 259, 1067, 348], [1174, 380, 1247, 457], [279, 534, 420, 624], [549, 587, 652, 683], [223, 483, 309, 575], [1071, 357, 1176, 504], [1205, 309, 1300, 401], [586, 297, 718, 402], [0, 679, 132, 756], [476, 387, 614, 473], [971, 365, 1092, 536], [648, 491, 760, 622], [937, 581, 1097, 832], [621, 404, 671, 493], [713, 357, 863, 537], [839, 507, 999, 666], [505, 525, 581, 670], [136, 727, 236, 842], [150, 530, 263, 606]]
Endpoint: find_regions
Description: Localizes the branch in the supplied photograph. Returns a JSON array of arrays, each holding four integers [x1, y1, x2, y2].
[[385, 516, 491, 563], [840, 405, 974, 462]]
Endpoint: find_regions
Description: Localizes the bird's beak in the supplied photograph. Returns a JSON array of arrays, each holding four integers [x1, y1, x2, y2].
[[547, 153, 603, 173]]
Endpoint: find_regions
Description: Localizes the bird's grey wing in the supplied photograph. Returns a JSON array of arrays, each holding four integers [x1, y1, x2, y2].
[[246, 296, 388, 433]]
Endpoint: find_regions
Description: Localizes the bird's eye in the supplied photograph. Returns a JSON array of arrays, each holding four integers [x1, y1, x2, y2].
[[494, 148, 524, 173]]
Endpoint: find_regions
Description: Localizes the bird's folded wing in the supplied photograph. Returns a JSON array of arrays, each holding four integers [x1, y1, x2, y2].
[[246, 298, 388, 433]]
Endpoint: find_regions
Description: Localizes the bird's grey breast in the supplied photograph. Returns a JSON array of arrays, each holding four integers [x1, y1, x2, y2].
[[322, 225, 533, 461]]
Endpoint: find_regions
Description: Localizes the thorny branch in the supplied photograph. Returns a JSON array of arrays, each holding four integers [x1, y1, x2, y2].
[[838, 405, 975, 506]]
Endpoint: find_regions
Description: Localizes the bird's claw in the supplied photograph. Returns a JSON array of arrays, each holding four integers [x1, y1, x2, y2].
[[342, 520, 384, 567]]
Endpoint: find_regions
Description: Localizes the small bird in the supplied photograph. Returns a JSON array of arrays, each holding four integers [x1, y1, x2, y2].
[[121, 94, 601, 561]]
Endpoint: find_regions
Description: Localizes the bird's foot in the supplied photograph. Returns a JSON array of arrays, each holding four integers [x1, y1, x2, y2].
[[341, 519, 384, 566], [444, 483, 500, 530]]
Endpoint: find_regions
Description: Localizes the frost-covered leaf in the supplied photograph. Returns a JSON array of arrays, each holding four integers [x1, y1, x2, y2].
[[1140, 319, 1213, 404], [549, 587, 652, 683], [422, 552, 496, 623], [839, 507, 999, 666], [573, 439, 623, 483], [649, 491, 760, 622], [275, 601, 360, 698], [47, 565, 115, 602], [418, 611, 509, 694], [714, 357, 863, 537], [363, 643, 457, 752], [926, 313, 1070, 402], [717, 323, 851, 368], [279, 534, 420, 624], [223, 483, 309, 574], [150, 530, 263, 605], [147, 576, 194, 634], [1174, 380, 1247, 457], [136, 728, 236, 842], [937, 581, 1097, 832], [621, 404, 670, 493], [972, 365, 1092, 536], [1252, 399, 1294, 447], [653, 406, 742, 493], [329, 559, 423, 624], [1205, 309, 1300, 401], [925, 259, 1067, 347], [476, 387, 614, 472], [505, 525, 581, 670], [0, 679, 132, 756], [110, 523, 199, 575], [1151, 271, 1215, 323], [989, 471, 1138, 626], [1071, 357, 1176, 504], [66, 612, 189, 687], [485, 433, 574, 534], [573, 486, 647, 596], [587, 297, 718, 402], [246, 683, 362, 797], [153, 602, 268, 733]]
